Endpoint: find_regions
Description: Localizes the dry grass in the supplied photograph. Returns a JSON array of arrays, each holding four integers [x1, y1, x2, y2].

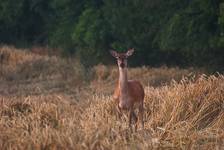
[[0, 46, 85, 96], [90, 64, 198, 95], [0, 46, 224, 149]]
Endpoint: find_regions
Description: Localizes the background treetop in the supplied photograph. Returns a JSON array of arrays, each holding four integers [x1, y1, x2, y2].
[[0, 0, 223, 69]]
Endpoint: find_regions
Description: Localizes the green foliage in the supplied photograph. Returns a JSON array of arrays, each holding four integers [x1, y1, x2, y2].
[[47, 0, 85, 54], [72, 8, 110, 67], [0, 0, 223, 68], [154, 0, 222, 66], [0, 0, 24, 24], [0, 0, 25, 42], [218, 3, 224, 47]]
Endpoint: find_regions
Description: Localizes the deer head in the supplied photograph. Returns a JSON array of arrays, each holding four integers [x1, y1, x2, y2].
[[110, 49, 134, 68]]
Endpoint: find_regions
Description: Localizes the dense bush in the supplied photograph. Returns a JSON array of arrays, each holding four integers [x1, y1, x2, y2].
[[0, 0, 223, 68]]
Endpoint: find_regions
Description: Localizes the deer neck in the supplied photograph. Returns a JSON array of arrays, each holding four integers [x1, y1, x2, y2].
[[119, 67, 128, 95]]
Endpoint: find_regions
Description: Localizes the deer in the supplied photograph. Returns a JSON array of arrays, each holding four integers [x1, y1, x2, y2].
[[110, 48, 145, 131]]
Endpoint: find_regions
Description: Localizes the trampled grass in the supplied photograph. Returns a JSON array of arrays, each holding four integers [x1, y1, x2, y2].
[[0, 46, 223, 149]]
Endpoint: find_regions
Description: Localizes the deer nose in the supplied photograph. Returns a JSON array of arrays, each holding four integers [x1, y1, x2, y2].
[[120, 63, 125, 68]]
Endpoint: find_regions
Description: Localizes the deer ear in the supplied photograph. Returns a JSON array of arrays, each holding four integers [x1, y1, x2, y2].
[[126, 48, 134, 57], [110, 50, 118, 58]]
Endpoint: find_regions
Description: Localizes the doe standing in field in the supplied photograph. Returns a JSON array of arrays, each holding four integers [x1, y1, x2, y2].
[[110, 49, 145, 131]]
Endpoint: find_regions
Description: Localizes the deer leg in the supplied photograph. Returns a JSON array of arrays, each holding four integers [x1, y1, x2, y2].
[[128, 109, 132, 132], [129, 107, 135, 132], [132, 111, 138, 131], [139, 102, 144, 129], [116, 104, 122, 119]]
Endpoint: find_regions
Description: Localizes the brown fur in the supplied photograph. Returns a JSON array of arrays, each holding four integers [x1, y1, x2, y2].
[[110, 49, 145, 131], [113, 80, 144, 105]]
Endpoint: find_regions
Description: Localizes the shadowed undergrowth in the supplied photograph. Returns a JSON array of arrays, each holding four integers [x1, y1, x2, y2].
[[0, 46, 223, 149]]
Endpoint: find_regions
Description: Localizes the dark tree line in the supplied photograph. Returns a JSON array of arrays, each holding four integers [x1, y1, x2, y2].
[[0, 0, 223, 68]]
